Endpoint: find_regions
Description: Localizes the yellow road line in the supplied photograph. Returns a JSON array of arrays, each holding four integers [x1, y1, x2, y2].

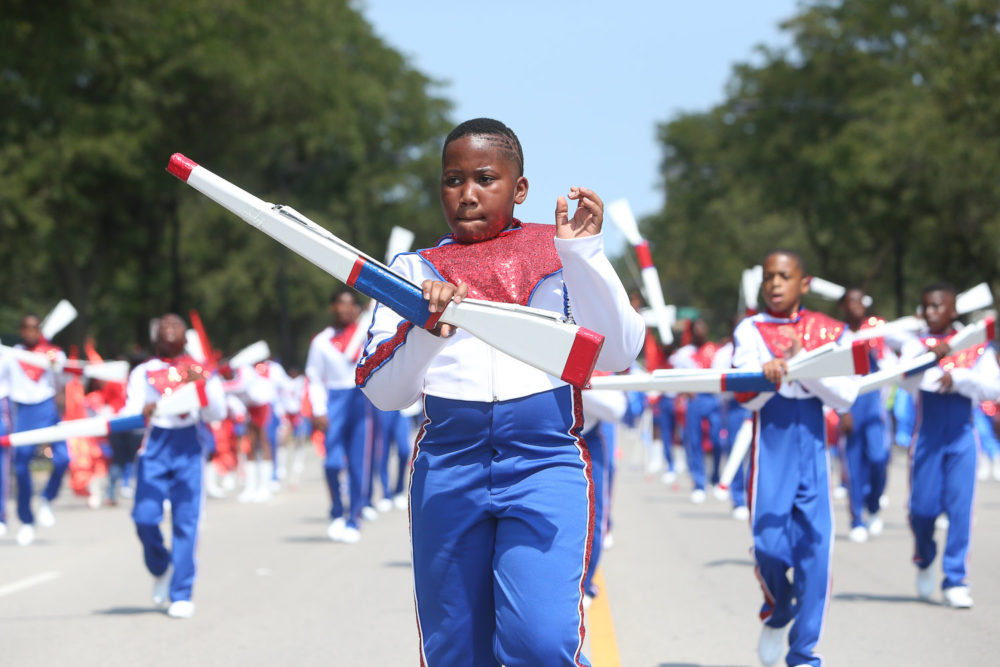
[[588, 567, 621, 667]]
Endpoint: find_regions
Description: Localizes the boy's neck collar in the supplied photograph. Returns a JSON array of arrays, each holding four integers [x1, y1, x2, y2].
[[764, 305, 804, 320]]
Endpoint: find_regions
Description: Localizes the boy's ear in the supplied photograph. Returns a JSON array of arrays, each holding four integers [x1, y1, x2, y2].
[[514, 176, 529, 205], [801, 275, 812, 294]]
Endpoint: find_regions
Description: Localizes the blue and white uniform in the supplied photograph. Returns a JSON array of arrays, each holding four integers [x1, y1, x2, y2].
[[671, 341, 723, 491], [123, 357, 226, 604], [840, 322, 894, 530], [306, 323, 374, 530], [734, 309, 858, 667], [581, 384, 627, 599], [357, 224, 644, 667], [0, 341, 70, 526], [0, 349, 12, 528], [712, 340, 749, 509], [898, 332, 1000, 591]]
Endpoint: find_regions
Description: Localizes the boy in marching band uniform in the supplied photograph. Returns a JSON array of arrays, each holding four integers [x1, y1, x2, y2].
[[836, 287, 893, 543], [900, 283, 1000, 609], [0, 314, 71, 545], [307, 287, 374, 544], [123, 313, 226, 619], [357, 118, 643, 666], [732, 251, 858, 667]]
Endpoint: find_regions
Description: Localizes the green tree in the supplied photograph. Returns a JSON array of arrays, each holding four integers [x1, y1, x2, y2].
[[648, 0, 1000, 333], [0, 0, 452, 363]]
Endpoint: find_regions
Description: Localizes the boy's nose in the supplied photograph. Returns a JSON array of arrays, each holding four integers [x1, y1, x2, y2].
[[460, 184, 477, 204]]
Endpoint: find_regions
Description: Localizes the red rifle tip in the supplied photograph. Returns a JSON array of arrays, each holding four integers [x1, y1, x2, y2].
[[167, 153, 198, 182]]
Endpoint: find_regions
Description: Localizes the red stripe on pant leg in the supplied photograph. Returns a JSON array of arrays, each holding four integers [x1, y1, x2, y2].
[[568, 387, 594, 667], [408, 401, 431, 667]]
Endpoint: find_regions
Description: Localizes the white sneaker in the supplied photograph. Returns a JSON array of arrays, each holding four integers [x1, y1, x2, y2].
[[0, 521, 7, 537], [36, 499, 55, 527], [120, 484, 134, 499], [167, 600, 195, 618], [977, 456, 990, 480], [238, 463, 257, 503], [690, 489, 707, 504], [327, 517, 346, 542], [916, 567, 936, 601], [602, 533, 615, 550], [16, 524, 35, 546], [833, 485, 848, 500], [713, 486, 730, 501], [935, 514, 950, 530], [361, 506, 378, 522], [944, 585, 973, 609], [879, 494, 890, 508], [341, 526, 361, 544], [204, 466, 227, 499], [393, 493, 408, 511], [660, 470, 678, 484], [848, 526, 869, 543], [253, 482, 273, 503], [732, 506, 750, 521], [757, 624, 786, 667], [152, 566, 173, 607], [868, 513, 884, 536], [375, 498, 393, 513], [87, 478, 103, 509]]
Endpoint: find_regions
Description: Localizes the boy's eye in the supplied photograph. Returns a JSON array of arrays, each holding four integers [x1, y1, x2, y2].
[[444, 176, 462, 186], [478, 175, 496, 184]]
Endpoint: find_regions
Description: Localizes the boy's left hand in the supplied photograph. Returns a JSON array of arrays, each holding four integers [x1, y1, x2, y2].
[[555, 187, 603, 239]]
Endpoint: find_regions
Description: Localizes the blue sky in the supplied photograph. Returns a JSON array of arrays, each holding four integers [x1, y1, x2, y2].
[[360, 0, 801, 254]]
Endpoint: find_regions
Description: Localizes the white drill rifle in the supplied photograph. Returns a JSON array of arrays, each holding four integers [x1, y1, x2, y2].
[[856, 316, 996, 395], [166, 154, 604, 389], [589, 339, 871, 394], [0, 343, 130, 383], [607, 198, 674, 345], [0, 340, 270, 448]]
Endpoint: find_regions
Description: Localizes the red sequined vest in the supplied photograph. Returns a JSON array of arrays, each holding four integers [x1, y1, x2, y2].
[[417, 222, 562, 306]]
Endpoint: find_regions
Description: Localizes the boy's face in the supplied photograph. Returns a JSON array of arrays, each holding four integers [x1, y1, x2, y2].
[[440, 134, 528, 243], [761, 253, 809, 316], [922, 290, 957, 334], [155, 314, 187, 357], [840, 289, 867, 322], [19, 315, 41, 347], [330, 293, 361, 328], [691, 319, 709, 345]]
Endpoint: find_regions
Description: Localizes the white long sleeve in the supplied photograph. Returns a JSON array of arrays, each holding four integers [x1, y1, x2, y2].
[[732, 312, 858, 412], [358, 232, 644, 411], [122, 360, 226, 428], [556, 234, 645, 372]]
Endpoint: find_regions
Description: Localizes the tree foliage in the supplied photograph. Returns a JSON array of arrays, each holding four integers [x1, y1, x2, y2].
[[0, 0, 452, 362], [648, 0, 1000, 332]]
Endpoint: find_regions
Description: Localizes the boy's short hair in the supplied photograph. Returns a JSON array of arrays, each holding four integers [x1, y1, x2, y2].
[[443, 118, 524, 176], [921, 282, 957, 299], [764, 248, 806, 275], [330, 285, 361, 306]]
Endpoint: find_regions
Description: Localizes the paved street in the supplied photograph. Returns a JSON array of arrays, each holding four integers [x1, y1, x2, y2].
[[2, 440, 999, 666]]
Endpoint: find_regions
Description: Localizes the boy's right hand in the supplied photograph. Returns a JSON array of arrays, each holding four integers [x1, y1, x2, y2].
[[422, 279, 469, 338], [762, 358, 788, 385]]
